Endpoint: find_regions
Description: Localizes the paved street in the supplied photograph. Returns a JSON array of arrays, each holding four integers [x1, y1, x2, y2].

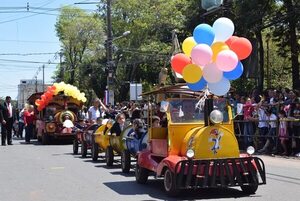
[[1, 138, 300, 201]]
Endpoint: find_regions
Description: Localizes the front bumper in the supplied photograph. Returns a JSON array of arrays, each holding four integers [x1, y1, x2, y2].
[[174, 157, 266, 189]]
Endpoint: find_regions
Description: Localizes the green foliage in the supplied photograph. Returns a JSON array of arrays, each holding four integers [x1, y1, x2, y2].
[[53, 1, 299, 103], [105, 0, 188, 101], [54, 6, 106, 102]]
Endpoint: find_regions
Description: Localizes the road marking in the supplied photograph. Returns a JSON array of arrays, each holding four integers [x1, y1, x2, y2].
[[50, 166, 65, 170]]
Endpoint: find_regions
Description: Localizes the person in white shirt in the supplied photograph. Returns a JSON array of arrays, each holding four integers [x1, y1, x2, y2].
[[259, 108, 277, 153], [88, 98, 101, 123], [88, 98, 109, 123], [256, 102, 269, 153]]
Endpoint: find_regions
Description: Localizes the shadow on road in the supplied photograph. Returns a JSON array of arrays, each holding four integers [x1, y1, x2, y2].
[[104, 180, 256, 201], [110, 171, 135, 177], [95, 163, 122, 169]]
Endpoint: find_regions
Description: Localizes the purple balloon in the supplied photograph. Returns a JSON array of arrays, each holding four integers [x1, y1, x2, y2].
[[187, 77, 207, 91], [223, 61, 244, 80]]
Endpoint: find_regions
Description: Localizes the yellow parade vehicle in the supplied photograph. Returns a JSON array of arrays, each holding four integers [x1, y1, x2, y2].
[[91, 120, 133, 166], [90, 119, 113, 161], [135, 84, 266, 196]]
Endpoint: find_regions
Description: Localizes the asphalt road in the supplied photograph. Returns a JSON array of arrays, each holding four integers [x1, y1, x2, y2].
[[1, 138, 300, 201]]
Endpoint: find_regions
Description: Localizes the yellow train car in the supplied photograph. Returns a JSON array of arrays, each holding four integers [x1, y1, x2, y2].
[[135, 84, 266, 196]]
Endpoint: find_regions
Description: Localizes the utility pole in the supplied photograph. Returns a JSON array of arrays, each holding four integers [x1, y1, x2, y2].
[[35, 76, 38, 92], [42, 65, 45, 92], [266, 38, 270, 88], [106, 0, 114, 105], [59, 51, 64, 81]]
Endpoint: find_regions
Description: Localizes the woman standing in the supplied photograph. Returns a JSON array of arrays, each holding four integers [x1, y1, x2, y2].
[[88, 98, 108, 123], [24, 105, 35, 144]]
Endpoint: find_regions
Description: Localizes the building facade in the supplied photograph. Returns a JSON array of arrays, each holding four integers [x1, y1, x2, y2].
[[17, 79, 50, 109]]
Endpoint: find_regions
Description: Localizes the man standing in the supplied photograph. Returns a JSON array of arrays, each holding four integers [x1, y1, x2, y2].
[[1, 96, 15, 145]]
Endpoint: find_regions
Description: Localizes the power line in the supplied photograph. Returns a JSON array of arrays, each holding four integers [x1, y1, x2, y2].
[[0, 39, 58, 44], [0, 3, 98, 24], [0, 0, 58, 23], [0, 52, 57, 56], [0, 58, 59, 64]]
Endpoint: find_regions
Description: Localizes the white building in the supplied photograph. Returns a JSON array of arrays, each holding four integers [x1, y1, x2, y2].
[[17, 79, 50, 109]]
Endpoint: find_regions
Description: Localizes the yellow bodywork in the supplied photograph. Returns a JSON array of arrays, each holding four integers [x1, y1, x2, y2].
[[94, 124, 110, 151], [150, 98, 239, 160], [180, 125, 239, 159]]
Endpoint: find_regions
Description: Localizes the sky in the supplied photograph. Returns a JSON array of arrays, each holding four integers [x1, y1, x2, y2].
[[0, 0, 97, 99]]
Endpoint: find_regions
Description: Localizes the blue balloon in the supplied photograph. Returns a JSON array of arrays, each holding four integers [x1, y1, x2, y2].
[[223, 61, 244, 80], [193, 24, 215, 46], [187, 77, 207, 91]]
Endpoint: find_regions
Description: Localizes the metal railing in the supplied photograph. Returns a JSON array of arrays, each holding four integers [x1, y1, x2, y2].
[[233, 118, 300, 155]]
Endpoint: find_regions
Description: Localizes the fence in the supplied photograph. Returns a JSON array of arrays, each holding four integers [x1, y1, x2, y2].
[[233, 118, 300, 155]]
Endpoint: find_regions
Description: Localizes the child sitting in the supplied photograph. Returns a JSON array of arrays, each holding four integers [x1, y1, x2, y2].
[[130, 119, 145, 139]]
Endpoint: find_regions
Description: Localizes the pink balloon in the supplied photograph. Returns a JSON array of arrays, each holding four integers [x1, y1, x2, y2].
[[216, 50, 238, 72], [191, 44, 213, 66], [202, 63, 223, 83]]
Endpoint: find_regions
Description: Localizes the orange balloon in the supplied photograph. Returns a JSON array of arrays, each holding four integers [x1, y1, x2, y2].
[[171, 53, 191, 74], [41, 94, 46, 101], [35, 99, 41, 106], [230, 37, 252, 60], [45, 91, 53, 98]]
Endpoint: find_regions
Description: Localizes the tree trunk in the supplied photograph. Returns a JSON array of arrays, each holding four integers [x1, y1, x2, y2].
[[256, 30, 264, 92], [285, 0, 300, 90], [69, 66, 75, 85]]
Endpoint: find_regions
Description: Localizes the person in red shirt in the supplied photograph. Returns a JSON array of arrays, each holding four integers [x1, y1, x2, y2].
[[243, 98, 255, 148], [24, 105, 36, 143]]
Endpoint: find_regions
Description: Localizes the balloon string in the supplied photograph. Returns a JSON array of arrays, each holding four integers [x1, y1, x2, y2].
[[195, 86, 209, 112]]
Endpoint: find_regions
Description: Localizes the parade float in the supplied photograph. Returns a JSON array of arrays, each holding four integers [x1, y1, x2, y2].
[[30, 82, 86, 144], [90, 120, 133, 165], [134, 17, 266, 196]]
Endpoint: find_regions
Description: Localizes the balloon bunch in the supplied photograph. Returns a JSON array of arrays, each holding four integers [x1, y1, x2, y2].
[[53, 82, 87, 103], [35, 82, 87, 111], [171, 17, 252, 96], [35, 85, 57, 111]]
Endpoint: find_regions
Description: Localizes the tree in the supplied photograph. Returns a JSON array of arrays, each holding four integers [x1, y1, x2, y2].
[[55, 6, 105, 86], [99, 0, 188, 101], [272, 0, 300, 90]]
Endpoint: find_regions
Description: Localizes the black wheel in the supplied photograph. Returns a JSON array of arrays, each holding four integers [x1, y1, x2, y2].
[[135, 163, 149, 184], [105, 146, 114, 166], [121, 150, 131, 173], [37, 136, 42, 142], [41, 133, 48, 145], [164, 168, 180, 197], [241, 172, 259, 194], [241, 184, 258, 195], [81, 141, 87, 158], [73, 139, 79, 155], [91, 142, 99, 161]]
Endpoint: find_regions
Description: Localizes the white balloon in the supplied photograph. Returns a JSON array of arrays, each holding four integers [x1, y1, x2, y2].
[[213, 17, 235, 42], [208, 77, 231, 96], [203, 63, 223, 83]]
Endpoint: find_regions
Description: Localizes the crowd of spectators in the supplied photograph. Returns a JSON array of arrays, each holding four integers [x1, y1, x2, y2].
[[229, 88, 300, 156], [79, 88, 300, 157]]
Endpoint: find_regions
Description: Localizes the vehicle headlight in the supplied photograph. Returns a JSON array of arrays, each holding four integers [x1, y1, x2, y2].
[[186, 149, 195, 159], [247, 146, 255, 155], [209, 110, 224, 124], [46, 123, 56, 132]]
